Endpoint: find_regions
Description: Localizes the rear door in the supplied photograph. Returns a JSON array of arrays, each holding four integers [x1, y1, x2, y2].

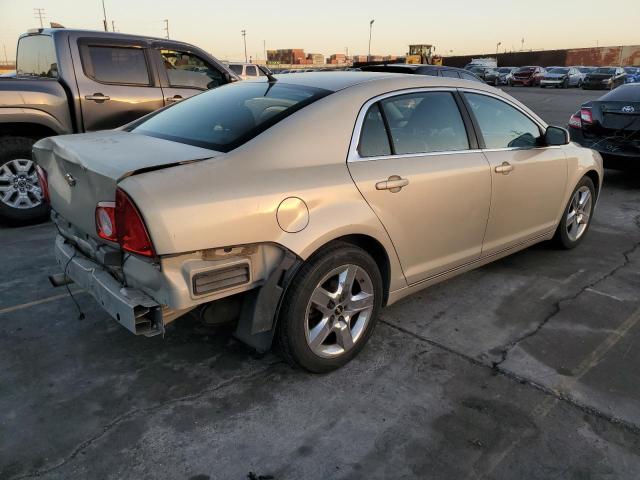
[[151, 44, 229, 104], [461, 91, 567, 255], [347, 89, 491, 284], [75, 39, 164, 131]]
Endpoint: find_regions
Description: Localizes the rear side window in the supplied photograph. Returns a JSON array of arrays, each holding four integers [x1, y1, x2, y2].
[[17, 35, 58, 78], [358, 104, 391, 157], [245, 66, 258, 76], [460, 72, 481, 82], [440, 70, 460, 79], [132, 82, 330, 152], [81, 45, 150, 85], [465, 93, 540, 149], [228, 64, 243, 75], [380, 92, 469, 155]]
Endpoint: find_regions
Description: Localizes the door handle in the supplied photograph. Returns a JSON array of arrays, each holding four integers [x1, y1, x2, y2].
[[166, 95, 183, 103], [495, 162, 514, 174], [375, 175, 409, 193], [84, 93, 110, 102]]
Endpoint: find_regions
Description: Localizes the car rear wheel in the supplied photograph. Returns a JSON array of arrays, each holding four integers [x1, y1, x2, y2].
[[0, 136, 49, 224], [553, 176, 596, 249], [277, 242, 383, 372]]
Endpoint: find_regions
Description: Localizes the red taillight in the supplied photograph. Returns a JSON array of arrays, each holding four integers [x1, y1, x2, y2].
[[35, 164, 50, 203], [580, 108, 593, 125], [95, 202, 117, 241], [569, 112, 582, 129], [115, 188, 155, 257]]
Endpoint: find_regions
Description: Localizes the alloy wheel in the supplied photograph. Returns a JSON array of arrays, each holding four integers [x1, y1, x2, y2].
[[0, 159, 43, 209], [566, 186, 592, 242], [304, 264, 375, 358]]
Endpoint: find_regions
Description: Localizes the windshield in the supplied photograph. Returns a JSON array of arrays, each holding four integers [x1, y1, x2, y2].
[[498, 67, 513, 73], [595, 68, 616, 75], [624, 67, 638, 74], [578, 67, 594, 73], [600, 84, 640, 102], [548, 68, 569, 74], [132, 82, 330, 152], [516, 67, 535, 73]]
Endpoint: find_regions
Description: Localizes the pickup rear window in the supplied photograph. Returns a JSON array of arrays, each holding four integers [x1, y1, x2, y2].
[[17, 35, 58, 78], [131, 82, 331, 152]]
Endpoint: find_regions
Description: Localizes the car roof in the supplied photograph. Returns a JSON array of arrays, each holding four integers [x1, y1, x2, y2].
[[271, 71, 400, 91]]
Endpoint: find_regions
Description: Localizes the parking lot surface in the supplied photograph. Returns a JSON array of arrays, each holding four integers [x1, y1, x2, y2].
[[2, 87, 640, 479]]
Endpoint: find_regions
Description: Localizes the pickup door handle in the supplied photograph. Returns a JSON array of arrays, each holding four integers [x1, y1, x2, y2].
[[375, 175, 409, 193], [166, 95, 183, 103], [495, 162, 514, 174], [84, 93, 110, 102]]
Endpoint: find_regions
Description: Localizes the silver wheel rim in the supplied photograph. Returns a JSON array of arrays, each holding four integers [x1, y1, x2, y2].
[[304, 264, 375, 358], [0, 159, 43, 209], [566, 186, 592, 242]]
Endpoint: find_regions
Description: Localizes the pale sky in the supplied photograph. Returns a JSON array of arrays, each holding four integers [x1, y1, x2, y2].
[[0, 0, 638, 63]]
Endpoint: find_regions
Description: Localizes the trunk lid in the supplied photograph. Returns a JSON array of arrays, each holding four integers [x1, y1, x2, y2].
[[33, 131, 219, 237], [591, 101, 640, 132]]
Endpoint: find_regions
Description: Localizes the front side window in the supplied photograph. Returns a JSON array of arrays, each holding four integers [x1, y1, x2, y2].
[[245, 66, 258, 77], [465, 93, 540, 149], [82, 45, 150, 85], [228, 64, 243, 75], [132, 82, 330, 152], [379, 92, 469, 155], [17, 35, 58, 78], [160, 50, 224, 89]]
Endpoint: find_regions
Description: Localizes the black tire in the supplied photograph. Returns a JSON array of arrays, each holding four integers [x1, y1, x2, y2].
[[0, 136, 50, 224], [563, 78, 569, 88], [277, 241, 383, 373], [553, 176, 596, 249]]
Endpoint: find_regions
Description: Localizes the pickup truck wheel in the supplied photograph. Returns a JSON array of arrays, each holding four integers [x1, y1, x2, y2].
[[0, 136, 49, 224], [277, 242, 383, 373]]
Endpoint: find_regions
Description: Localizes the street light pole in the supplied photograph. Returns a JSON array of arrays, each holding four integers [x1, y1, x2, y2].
[[368, 19, 374, 62], [496, 41, 502, 56], [241, 30, 247, 63], [101, 0, 108, 32]]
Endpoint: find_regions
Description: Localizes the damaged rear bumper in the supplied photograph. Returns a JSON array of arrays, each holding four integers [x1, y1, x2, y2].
[[55, 235, 164, 336]]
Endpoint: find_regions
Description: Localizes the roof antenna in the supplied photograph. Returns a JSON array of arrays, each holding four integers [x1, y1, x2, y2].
[[258, 65, 277, 83]]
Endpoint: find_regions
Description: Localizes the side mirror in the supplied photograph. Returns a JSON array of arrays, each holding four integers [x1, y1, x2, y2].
[[544, 126, 570, 146]]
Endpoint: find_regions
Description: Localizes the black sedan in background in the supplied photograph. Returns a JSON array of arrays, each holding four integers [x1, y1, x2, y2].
[[569, 83, 640, 168], [582, 67, 627, 90], [359, 64, 483, 82]]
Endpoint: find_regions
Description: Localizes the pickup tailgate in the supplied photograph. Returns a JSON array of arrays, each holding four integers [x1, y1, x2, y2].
[[33, 130, 219, 237]]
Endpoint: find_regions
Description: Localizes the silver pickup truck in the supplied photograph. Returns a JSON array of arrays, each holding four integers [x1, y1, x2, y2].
[[0, 27, 238, 223]]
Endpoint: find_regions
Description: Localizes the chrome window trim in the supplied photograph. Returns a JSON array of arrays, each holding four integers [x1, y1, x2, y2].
[[348, 86, 554, 164]]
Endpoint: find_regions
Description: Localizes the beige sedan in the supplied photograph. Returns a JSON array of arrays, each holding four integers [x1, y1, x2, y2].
[[34, 72, 603, 372]]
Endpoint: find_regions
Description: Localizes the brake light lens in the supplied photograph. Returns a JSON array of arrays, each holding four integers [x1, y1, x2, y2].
[[95, 202, 117, 241], [114, 188, 155, 257], [35, 164, 50, 203], [580, 108, 593, 125], [569, 112, 582, 129]]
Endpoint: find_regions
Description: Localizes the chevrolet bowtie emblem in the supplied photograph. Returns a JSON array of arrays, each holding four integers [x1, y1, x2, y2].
[[64, 173, 76, 187]]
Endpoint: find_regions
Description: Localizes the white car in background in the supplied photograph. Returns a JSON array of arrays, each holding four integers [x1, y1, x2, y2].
[[226, 62, 267, 80]]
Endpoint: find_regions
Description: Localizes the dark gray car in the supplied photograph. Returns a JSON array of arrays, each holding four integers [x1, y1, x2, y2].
[[0, 28, 237, 223]]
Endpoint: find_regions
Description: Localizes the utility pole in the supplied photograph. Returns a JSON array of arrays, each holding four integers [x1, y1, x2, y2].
[[101, 0, 108, 32], [521, 38, 525, 51], [241, 30, 247, 63], [111, 20, 116, 32], [164, 19, 170, 39], [263, 39, 266, 61], [2, 45, 8, 65], [368, 19, 375, 61], [34, 8, 46, 28]]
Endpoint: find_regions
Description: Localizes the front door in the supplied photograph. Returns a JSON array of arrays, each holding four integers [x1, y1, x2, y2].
[[75, 40, 164, 131], [153, 47, 229, 105], [462, 92, 567, 255], [348, 90, 492, 285]]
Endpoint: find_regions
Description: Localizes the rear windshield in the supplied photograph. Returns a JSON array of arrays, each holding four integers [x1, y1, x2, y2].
[[17, 35, 58, 78], [548, 68, 569, 74], [131, 82, 330, 152], [600, 84, 640, 102]]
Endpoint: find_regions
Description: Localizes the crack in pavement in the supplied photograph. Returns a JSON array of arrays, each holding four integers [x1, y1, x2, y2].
[[379, 319, 640, 435], [10, 362, 281, 480], [492, 219, 640, 369]]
